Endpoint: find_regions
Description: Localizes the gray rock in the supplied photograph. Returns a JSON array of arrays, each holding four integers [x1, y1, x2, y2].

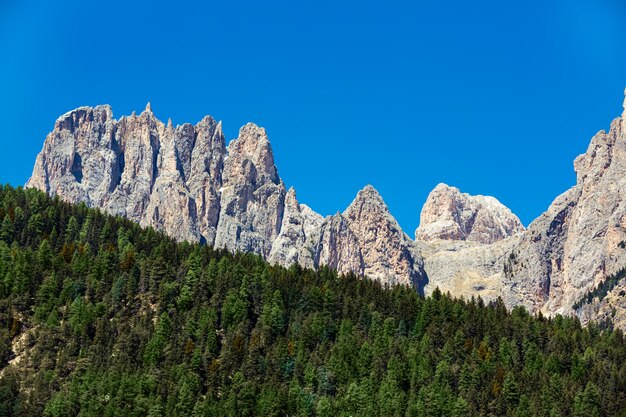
[[268, 188, 316, 269], [214, 123, 286, 257], [503, 89, 626, 317], [415, 183, 525, 244], [314, 212, 365, 276], [418, 237, 519, 303], [342, 185, 425, 287], [28, 104, 225, 244], [27, 105, 427, 289]]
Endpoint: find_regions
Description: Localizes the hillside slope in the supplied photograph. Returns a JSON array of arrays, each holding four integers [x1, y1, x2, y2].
[[1, 185, 626, 416]]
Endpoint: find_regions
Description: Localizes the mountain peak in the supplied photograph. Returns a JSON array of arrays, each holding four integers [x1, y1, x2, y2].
[[343, 185, 392, 221], [415, 183, 524, 244], [432, 182, 455, 192], [225, 122, 278, 185], [342, 184, 424, 288], [239, 122, 267, 140], [52, 105, 113, 133], [355, 184, 385, 203]]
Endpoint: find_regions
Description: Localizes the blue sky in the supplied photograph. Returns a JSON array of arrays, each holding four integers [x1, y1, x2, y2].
[[1, 0, 625, 235]]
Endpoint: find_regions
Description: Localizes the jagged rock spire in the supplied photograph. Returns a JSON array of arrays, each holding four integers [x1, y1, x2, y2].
[[338, 185, 426, 288]]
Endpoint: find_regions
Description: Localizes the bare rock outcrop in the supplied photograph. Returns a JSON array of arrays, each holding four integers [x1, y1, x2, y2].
[[503, 90, 626, 316], [214, 123, 286, 257], [27, 105, 426, 289], [27, 104, 225, 244], [415, 183, 525, 244], [27, 105, 119, 207], [413, 184, 525, 302], [314, 213, 365, 276], [342, 185, 424, 287], [576, 279, 626, 329], [418, 237, 519, 303], [187, 116, 227, 244], [268, 188, 316, 269]]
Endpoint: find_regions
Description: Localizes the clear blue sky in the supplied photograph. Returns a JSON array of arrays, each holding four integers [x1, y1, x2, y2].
[[1, 0, 625, 235]]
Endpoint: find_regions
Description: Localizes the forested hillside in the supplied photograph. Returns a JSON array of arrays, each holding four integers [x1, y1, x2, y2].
[[1, 185, 626, 417]]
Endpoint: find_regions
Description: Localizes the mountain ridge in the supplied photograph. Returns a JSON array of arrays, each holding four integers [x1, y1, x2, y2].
[[26, 89, 626, 328]]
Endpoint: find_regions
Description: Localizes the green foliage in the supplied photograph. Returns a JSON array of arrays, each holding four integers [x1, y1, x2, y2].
[[573, 266, 626, 310], [0, 184, 626, 416]]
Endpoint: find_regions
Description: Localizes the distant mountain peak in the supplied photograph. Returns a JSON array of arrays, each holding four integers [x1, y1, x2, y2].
[[415, 182, 524, 244]]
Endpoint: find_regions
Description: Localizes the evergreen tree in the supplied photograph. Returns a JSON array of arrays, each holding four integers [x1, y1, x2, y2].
[[0, 214, 13, 243], [0, 185, 624, 416]]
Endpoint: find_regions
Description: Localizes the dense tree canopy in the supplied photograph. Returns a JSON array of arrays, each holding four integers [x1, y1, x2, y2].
[[0, 184, 626, 416]]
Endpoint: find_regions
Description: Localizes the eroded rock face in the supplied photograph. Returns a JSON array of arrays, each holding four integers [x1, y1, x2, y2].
[[577, 279, 626, 329], [503, 90, 626, 316], [268, 188, 316, 269], [30, 91, 626, 328], [27, 105, 119, 208], [314, 213, 365, 276], [412, 184, 525, 302], [27, 105, 426, 289], [187, 116, 227, 245], [28, 104, 224, 244], [342, 186, 424, 287], [418, 237, 519, 303], [415, 183, 525, 244], [214, 123, 286, 257]]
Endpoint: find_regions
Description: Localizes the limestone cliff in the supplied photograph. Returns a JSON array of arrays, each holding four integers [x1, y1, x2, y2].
[[503, 90, 626, 317], [415, 183, 525, 244], [28, 91, 626, 330], [27, 105, 427, 289]]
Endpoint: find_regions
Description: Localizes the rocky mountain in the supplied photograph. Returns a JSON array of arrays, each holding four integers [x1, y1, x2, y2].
[[27, 90, 626, 329], [417, 90, 626, 327], [502, 89, 626, 319], [26, 104, 426, 289], [415, 183, 525, 244], [339, 185, 423, 287], [418, 237, 518, 302], [412, 183, 525, 302], [27, 104, 224, 244]]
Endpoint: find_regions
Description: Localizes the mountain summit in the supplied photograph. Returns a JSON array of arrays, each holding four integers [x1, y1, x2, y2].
[[26, 105, 429, 289], [415, 183, 525, 244], [27, 91, 626, 329]]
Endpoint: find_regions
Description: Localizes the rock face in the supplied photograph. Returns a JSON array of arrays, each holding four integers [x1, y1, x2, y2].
[[415, 183, 525, 244], [342, 186, 424, 287], [27, 104, 222, 243], [412, 184, 525, 304], [214, 123, 286, 257], [28, 90, 626, 329], [503, 90, 626, 316], [27, 105, 427, 289], [268, 188, 317, 269], [312, 186, 424, 287], [315, 213, 365, 276], [577, 279, 626, 330], [418, 238, 519, 302]]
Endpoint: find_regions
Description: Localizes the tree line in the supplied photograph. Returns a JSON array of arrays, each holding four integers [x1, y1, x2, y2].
[[0, 184, 625, 416]]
